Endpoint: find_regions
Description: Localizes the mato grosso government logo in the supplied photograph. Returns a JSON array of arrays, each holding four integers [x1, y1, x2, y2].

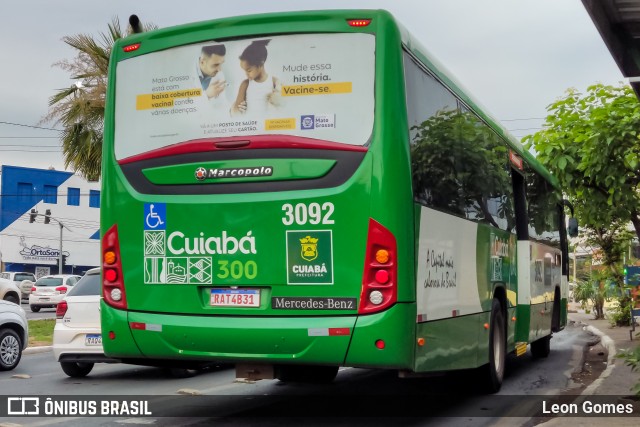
[[286, 230, 333, 285]]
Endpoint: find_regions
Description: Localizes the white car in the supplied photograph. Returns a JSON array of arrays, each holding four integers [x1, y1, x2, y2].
[[0, 272, 36, 300], [0, 277, 21, 305], [29, 274, 81, 312], [53, 268, 118, 377], [52, 268, 216, 378], [0, 300, 29, 370]]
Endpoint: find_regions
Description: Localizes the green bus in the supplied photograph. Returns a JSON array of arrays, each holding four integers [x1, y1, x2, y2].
[[100, 9, 576, 392]]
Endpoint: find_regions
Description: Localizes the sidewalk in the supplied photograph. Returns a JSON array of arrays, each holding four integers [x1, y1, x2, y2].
[[539, 304, 640, 425]]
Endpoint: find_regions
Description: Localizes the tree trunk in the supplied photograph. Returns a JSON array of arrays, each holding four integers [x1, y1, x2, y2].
[[630, 210, 640, 243]]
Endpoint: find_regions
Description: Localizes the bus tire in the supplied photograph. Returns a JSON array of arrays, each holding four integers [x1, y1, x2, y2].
[[480, 298, 505, 393], [166, 367, 199, 378], [551, 292, 561, 333], [60, 362, 94, 377], [531, 335, 551, 359], [276, 365, 339, 384]]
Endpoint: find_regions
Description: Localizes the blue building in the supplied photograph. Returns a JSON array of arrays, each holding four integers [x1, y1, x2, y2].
[[0, 165, 100, 278]]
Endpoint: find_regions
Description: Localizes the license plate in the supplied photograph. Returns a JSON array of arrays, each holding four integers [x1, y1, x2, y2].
[[85, 334, 102, 346], [210, 289, 260, 307], [39, 298, 50, 302]]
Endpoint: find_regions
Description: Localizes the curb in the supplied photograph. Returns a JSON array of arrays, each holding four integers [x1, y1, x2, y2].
[[24, 345, 52, 355], [579, 323, 616, 395]]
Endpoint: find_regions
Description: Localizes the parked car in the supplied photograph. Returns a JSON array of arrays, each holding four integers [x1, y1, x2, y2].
[[29, 274, 81, 312], [0, 278, 21, 305], [53, 268, 116, 377], [0, 272, 36, 300], [0, 299, 29, 370], [52, 268, 217, 378]]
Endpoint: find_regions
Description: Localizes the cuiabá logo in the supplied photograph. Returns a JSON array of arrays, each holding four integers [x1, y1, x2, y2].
[[300, 235, 318, 261]]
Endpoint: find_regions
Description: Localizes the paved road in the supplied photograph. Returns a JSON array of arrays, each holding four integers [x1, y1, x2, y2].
[[22, 302, 57, 320], [0, 321, 598, 426]]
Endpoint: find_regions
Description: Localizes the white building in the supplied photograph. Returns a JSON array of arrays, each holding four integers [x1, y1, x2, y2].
[[0, 165, 100, 278]]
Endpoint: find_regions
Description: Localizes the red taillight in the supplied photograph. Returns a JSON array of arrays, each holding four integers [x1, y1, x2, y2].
[[347, 19, 371, 27], [359, 218, 397, 314], [56, 300, 68, 319], [123, 43, 141, 52], [31, 287, 36, 292], [102, 224, 127, 309], [105, 269, 118, 282], [55, 286, 67, 294]]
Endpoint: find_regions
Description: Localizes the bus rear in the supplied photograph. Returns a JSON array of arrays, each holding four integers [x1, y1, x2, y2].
[[101, 10, 416, 380]]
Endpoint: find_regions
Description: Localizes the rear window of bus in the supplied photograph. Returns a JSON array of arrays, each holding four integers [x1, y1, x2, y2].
[[114, 33, 375, 160]]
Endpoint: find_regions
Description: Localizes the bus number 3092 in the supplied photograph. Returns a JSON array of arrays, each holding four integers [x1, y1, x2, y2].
[[281, 202, 335, 225]]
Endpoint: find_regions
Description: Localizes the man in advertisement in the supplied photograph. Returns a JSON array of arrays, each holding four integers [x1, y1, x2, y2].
[[197, 44, 231, 109]]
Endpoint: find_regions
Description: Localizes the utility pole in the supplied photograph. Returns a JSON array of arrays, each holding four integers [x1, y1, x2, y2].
[[28, 209, 71, 274]]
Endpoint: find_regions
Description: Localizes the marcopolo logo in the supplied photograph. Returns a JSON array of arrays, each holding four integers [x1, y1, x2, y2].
[[195, 167, 207, 180], [194, 166, 273, 181]]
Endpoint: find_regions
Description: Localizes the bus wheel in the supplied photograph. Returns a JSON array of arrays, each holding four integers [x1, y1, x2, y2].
[[551, 294, 561, 332], [276, 365, 339, 384], [531, 335, 551, 359], [60, 362, 94, 377], [166, 368, 199, 378], [480, 299, 505, 393]]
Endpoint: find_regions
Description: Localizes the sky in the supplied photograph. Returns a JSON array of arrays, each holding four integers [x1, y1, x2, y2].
[[0, 0, 625, 172]]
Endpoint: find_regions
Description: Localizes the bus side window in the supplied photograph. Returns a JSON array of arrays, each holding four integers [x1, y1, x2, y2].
[[524, 164, 561, 249], [404, 51, 515, 232]]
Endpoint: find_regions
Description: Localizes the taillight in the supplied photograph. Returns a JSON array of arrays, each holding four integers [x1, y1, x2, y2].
[[56, 300, 68, 319], [103, 224, 127, 309], [55, 286, 67, 294], [31, 287, 36, 292], [123, 43, 141, 52], [347, 19, 372, 27], [359, 219, 397, 314]]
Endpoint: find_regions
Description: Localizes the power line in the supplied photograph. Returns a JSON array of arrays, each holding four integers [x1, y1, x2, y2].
[[0, 148, 61, 152], [0, 121, 63, 132], [0, 231, 98, 244], [0, 193, 101, 197], [507, 127, 543, 132], [500, 117, 546, 122]]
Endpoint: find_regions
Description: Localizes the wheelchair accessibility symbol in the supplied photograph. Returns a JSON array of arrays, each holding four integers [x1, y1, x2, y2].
[[144, 203, 166, 230]]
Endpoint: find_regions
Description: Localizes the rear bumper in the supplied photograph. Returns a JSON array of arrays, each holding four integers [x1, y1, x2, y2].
[[58, 354, 120, 364], [101, 301, 415, 368], [53, 324, 104, 360], [29, 294, 63, 307]]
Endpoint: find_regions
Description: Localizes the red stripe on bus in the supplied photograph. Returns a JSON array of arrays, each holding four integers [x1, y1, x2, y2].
[[130, 322, 145, 330], [328, 328, 351, 336], [118, 136, 368, 165]]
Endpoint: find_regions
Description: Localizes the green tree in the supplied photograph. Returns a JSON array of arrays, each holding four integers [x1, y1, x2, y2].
[[40, 17, 156, 180], [523, 83, 640, 241], [573, 273, 615, 320], [524, 83, 640, 322]]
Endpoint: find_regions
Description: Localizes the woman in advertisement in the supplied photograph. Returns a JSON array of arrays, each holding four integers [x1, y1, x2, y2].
[[231, 40, 282, 116]]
